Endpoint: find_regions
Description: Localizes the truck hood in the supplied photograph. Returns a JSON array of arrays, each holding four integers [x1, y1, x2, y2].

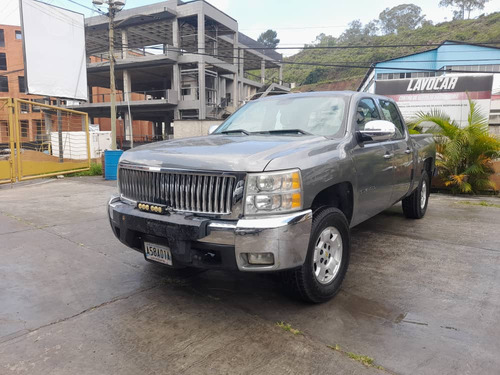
[[119, 134, 328, 172]]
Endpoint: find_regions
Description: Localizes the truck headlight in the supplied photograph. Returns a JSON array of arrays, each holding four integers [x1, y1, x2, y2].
[[244, 169, 302, 215]]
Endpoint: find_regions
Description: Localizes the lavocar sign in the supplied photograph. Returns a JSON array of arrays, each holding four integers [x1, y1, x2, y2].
[[375, 74, 494, 127], [406, 76, 458, 92]]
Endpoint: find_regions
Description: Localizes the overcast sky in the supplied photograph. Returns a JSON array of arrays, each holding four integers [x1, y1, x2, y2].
[[1, 0, 499, 56]]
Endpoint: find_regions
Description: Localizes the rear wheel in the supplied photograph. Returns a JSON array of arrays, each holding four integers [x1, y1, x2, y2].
[[287, 207, 350, 303], [402, 170, 430, 219]]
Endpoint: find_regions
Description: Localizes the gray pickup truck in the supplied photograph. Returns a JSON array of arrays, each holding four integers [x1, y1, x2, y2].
[[108, 91, 435, 303]]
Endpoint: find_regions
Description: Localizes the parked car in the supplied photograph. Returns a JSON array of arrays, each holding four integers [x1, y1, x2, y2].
[[108, 91, 436, 303]]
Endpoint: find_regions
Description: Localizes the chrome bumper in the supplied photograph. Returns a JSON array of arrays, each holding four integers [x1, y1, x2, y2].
[[108, 195, 312, 272]]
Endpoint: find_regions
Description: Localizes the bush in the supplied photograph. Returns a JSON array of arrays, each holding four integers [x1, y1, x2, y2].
[[66, 162, 103, 177], [412, 98, 500, 194]]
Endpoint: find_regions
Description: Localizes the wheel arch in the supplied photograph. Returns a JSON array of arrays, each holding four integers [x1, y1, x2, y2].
[[310, 182, 354, 224]]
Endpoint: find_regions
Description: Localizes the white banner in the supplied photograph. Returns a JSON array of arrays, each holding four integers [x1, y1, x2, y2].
[[20, 0, 88, 100]]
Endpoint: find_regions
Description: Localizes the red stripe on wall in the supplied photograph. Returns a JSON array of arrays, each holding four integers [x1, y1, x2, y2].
[[386, 91, 492, 102]]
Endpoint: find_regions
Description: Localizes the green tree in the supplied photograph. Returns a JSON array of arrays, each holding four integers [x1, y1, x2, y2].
[[439, 0, 490, 19], [363, 20, 379, 36], [412, 98, 500, 193], [338, 20, 364, 42], [257, 29, 280, 48], [379, 4, 426, 34]]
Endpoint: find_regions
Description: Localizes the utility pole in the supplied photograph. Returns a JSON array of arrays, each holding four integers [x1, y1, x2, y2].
[[108, 4, 117, 150], [92, 0, 125, 150]]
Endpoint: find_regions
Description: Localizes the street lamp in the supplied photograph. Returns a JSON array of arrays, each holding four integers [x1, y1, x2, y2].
[[92, 0, 126, 150]]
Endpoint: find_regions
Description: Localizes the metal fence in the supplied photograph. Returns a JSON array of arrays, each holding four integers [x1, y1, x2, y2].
[[0, 98, 90, 184]]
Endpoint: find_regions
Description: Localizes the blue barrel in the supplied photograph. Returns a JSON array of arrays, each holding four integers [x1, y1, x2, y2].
[[104, 149, 123, 180]]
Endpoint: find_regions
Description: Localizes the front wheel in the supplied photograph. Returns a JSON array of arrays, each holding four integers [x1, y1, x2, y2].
[[402, 170, 430, 219], [287, 207, 350, 303]]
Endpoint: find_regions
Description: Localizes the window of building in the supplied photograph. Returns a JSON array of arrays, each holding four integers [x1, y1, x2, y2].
[[20, 120, 29, 138], [0, 29, 4, 48], [0, 76, 8, 92], [20, 100, 30, 113], [15, 30, 22, 40], [34, 120, 42, 135], [31, 98, 43, 112], [18, 76, 25, 92], [0, 53, 6, 70], [0, 120, 8, 138], [379, 99, 405, 138]]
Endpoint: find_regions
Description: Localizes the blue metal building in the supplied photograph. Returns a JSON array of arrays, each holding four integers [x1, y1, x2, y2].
[[358, 41, 500, 129]]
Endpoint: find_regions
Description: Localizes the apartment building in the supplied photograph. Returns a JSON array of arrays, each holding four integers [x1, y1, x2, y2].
[[0, 24, 45, 145], [70, 0, 289, 144]]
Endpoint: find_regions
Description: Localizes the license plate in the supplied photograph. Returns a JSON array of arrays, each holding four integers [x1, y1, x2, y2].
[[144, 242, 172, 266]]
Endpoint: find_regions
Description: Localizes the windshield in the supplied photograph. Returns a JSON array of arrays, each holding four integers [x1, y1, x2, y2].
[[215, 95, 347, 137]]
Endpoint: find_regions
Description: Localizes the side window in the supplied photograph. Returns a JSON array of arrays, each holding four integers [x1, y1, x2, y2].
[[379, 99, 405, 138], [355, 98, 380, 130]]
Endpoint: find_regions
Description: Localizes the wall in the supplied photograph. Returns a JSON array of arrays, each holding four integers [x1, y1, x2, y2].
[[173, 120, 222, 139], [0, 24, 45, 143]]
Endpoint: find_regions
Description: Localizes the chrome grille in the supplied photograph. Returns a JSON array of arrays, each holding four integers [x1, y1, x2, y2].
[[119, 168, 236, 214]]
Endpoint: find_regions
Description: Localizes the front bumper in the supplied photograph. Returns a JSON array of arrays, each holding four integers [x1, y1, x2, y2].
[[108, 195, 312, 272]]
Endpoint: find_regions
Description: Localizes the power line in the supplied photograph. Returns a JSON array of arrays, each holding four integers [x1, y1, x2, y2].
[[240, 25, 348, 31], [128, 41, 499, 51], [87, 47, 500, 75], [63, 0, 106, 15]]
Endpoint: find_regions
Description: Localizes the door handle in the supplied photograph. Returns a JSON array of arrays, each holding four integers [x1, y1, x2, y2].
[[384, 153, 394, 159], [405, 148, 412, 154]]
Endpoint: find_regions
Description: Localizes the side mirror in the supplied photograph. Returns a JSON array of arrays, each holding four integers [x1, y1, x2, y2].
[[357, 120, 396, 143], [208, 125, 219, 134]]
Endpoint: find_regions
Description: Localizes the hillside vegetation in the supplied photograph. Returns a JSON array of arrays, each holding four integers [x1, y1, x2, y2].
[[280, 12, 500, 91]]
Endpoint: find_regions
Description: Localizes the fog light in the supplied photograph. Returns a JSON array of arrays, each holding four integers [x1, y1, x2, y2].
[[247, 252, 274, 265]]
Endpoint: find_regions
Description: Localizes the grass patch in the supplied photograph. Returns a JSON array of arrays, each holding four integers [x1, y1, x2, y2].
[[328, 344, 384, 370], [457, 200, 500, 208], [347, 352, 374, 366], [276, 321, 302, 335], [65, 163, 103, 177]]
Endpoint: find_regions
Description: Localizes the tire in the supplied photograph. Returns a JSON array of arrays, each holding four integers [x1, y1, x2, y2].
[[402, 170, 430, 219], [287, 207, 350, 303]]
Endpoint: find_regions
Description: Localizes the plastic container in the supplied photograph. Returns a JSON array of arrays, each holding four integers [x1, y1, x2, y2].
[[104, 149, 123, 180]]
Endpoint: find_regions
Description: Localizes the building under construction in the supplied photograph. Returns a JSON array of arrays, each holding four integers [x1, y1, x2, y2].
[[70, 0, 290, 145]]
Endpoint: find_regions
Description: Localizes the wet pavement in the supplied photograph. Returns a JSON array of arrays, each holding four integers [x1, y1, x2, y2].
[[0, 176, 499, 374]]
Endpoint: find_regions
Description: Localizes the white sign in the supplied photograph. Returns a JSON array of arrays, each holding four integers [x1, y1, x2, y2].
[[20, 0, 88, 100]]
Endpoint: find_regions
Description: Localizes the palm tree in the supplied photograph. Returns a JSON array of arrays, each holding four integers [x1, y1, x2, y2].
[[411, 97, 500, 194]]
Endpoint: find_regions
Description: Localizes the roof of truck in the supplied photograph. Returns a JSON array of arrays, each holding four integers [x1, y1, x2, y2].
[[255, 90, 390, 101]]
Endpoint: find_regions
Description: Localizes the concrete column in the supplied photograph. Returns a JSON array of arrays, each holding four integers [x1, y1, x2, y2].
[[238, 48, 244, 103], [197, 12, 205, 54], [121, 29, 128, 59], [232, 32, 239, 108], [198, 62, 206, 119], [172, 18, 179, 48], [279, 64, 283, 85], [122, 67, 132, 144], [172, 64, 181, 120], [261, 59, 266, 84], [123, 69, 131, 102], [124, 112, 133, 143]]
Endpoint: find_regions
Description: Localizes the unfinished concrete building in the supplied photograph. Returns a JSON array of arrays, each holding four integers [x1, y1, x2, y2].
[[71, 0, 289, 143]]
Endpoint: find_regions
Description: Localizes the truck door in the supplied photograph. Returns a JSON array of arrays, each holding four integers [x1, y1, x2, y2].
[[378, 99, 413, 203], [351, 98, 395, 223]]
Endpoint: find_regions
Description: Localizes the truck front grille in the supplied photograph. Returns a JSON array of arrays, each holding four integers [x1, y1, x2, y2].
[[118, 167, 236, 215]]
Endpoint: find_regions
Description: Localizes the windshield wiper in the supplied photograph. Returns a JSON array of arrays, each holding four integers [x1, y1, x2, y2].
[[219, 129, 250, 135], [254, 129, 312, 135]]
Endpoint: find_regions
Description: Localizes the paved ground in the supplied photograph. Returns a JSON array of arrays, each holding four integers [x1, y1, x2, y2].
[[0, 176, 499, 375]]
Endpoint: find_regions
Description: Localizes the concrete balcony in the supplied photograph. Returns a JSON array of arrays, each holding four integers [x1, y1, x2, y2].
[[66, 89, 178, 121], [88, 49, 179, 73]]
